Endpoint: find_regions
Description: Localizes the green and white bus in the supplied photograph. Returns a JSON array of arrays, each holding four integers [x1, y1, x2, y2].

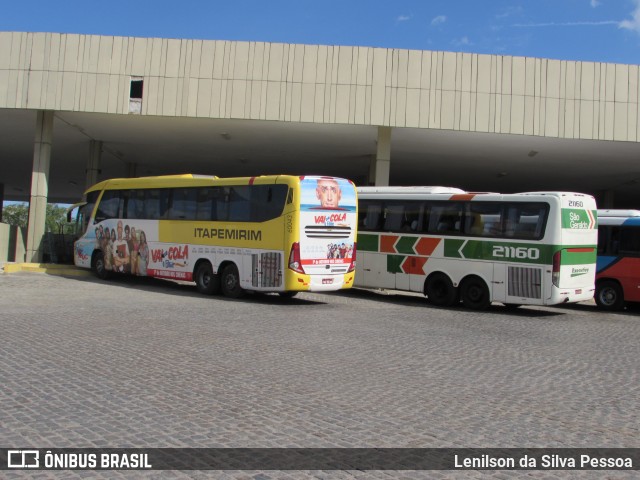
[[356, 187, 597, 309]]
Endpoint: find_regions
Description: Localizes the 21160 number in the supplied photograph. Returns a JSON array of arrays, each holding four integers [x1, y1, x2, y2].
[[492, 245, 540, 260]]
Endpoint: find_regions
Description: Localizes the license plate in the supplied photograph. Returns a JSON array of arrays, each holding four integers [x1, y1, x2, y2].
[[322, 278, 334, 285], [575, 289, 582, 294]]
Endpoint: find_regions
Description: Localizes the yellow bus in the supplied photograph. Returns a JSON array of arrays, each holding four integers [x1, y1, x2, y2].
[[69, 174, 357, 298]]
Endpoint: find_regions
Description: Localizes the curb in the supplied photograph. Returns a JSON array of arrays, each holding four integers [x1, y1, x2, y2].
[[2, 263, 93, 276]]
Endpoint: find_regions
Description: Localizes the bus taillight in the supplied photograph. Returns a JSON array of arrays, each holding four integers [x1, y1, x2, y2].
[[552, 250, 561, 287], [348, 242, 357, 273], [288, 242, 305, 274]]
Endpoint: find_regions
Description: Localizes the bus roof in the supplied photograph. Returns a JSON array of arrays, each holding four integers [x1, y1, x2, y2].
[[357, 186, 466, 194], [357, 188, 594, 201], [597, 209, 640, 218], [86, 174, 219, 192], [84, 174, 356, 195]]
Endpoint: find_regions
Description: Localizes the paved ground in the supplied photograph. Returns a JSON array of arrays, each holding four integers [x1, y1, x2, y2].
[[1, 272, 639, 479]]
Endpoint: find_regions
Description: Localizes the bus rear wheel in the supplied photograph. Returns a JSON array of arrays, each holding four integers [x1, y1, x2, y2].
[[595, 280, 625, 311], [195, 262, 220, 295], [92, 251, 111, 280], [460, 276, 491, 310], [425, 273, 457, 307], [221, 264, 245, 299]]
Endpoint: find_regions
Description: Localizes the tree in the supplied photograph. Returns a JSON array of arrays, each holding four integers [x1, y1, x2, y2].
[[2, 203, 70, 233]]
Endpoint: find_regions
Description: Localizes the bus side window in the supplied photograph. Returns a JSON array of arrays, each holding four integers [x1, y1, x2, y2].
[[168, 188, 197, 220], [196, 187, 214, 221], [249, 184, 288, 222], [597, 226, 609, 254], [428, 203, 463, 235], [610, 227, 621, 254], [383, 204, 404, 231], [94, 190, 121, 223], [403, 202, 421, 232], [215, 187, 230, 221], [465, 203, 502, 236], [506, 203, 547, 240], [619, 226, 640, 256], [124, 189, 145, 219], [228, 186, 250, 222], [358, 202, 382, 231], [144, 189, 166, 220]]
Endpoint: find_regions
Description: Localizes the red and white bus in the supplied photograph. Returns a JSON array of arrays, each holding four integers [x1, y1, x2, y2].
[[595, 209, 640, 310]]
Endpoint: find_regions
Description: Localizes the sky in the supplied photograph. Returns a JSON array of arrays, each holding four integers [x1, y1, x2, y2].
[[1, 0, 640, 65]]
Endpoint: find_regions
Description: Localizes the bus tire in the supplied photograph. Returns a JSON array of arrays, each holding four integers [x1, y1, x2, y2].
[[221, 264, 245, 299], [278, 291, 298, 298], [460, 276, 491, 310], [595, 280, 625, 311], [92, 251, 111, 280], [195, 262, 220, 295], [425, 273, 458, 307]]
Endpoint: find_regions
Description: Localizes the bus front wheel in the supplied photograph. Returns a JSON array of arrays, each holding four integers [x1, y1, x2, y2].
[[460, 276, 491, 310], [195, 262, 220, 295], [221, 264, 245, 299], [595, 280, 625, 311], [425, 273, 457, 307], [92, 251, 111, 280]]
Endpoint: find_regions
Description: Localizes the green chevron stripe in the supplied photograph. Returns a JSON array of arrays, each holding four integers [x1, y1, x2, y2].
[[395, 236, 417, 254], [387, 255, 404, 274], [444, 239, 465, 258], [358, 233, 379, 252]]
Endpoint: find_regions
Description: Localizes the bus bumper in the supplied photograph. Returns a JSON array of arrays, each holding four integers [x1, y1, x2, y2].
[[547, 287, 595, 305], [287, 271, 355, 292]]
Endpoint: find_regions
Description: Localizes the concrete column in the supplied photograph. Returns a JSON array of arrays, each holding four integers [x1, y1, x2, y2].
[[370, 126, 392, 186], [25, 110, 54, 263], [86, 140, 103, 189]]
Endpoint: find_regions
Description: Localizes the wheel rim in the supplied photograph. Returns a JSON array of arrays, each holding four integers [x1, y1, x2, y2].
[[599, 288, 617, 306], [201, 271, 211, 288], [225, 273, 237, 291], [96, 256, 104, 274], [467, 285, 483, 302], [432, 281, 446, 299]]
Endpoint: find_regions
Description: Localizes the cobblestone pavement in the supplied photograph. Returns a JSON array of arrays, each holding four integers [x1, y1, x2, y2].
[[1, 272, 639, 479]]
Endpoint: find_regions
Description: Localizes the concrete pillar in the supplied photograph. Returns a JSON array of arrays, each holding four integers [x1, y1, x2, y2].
[[86, 140, 103, 189], [25, 110, 54, 263], [370, 126, 391, 186]]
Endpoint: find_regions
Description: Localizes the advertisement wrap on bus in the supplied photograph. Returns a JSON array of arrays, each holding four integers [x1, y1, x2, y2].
[[298, 177, 357, 283], [69, 174, 358, 298]]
